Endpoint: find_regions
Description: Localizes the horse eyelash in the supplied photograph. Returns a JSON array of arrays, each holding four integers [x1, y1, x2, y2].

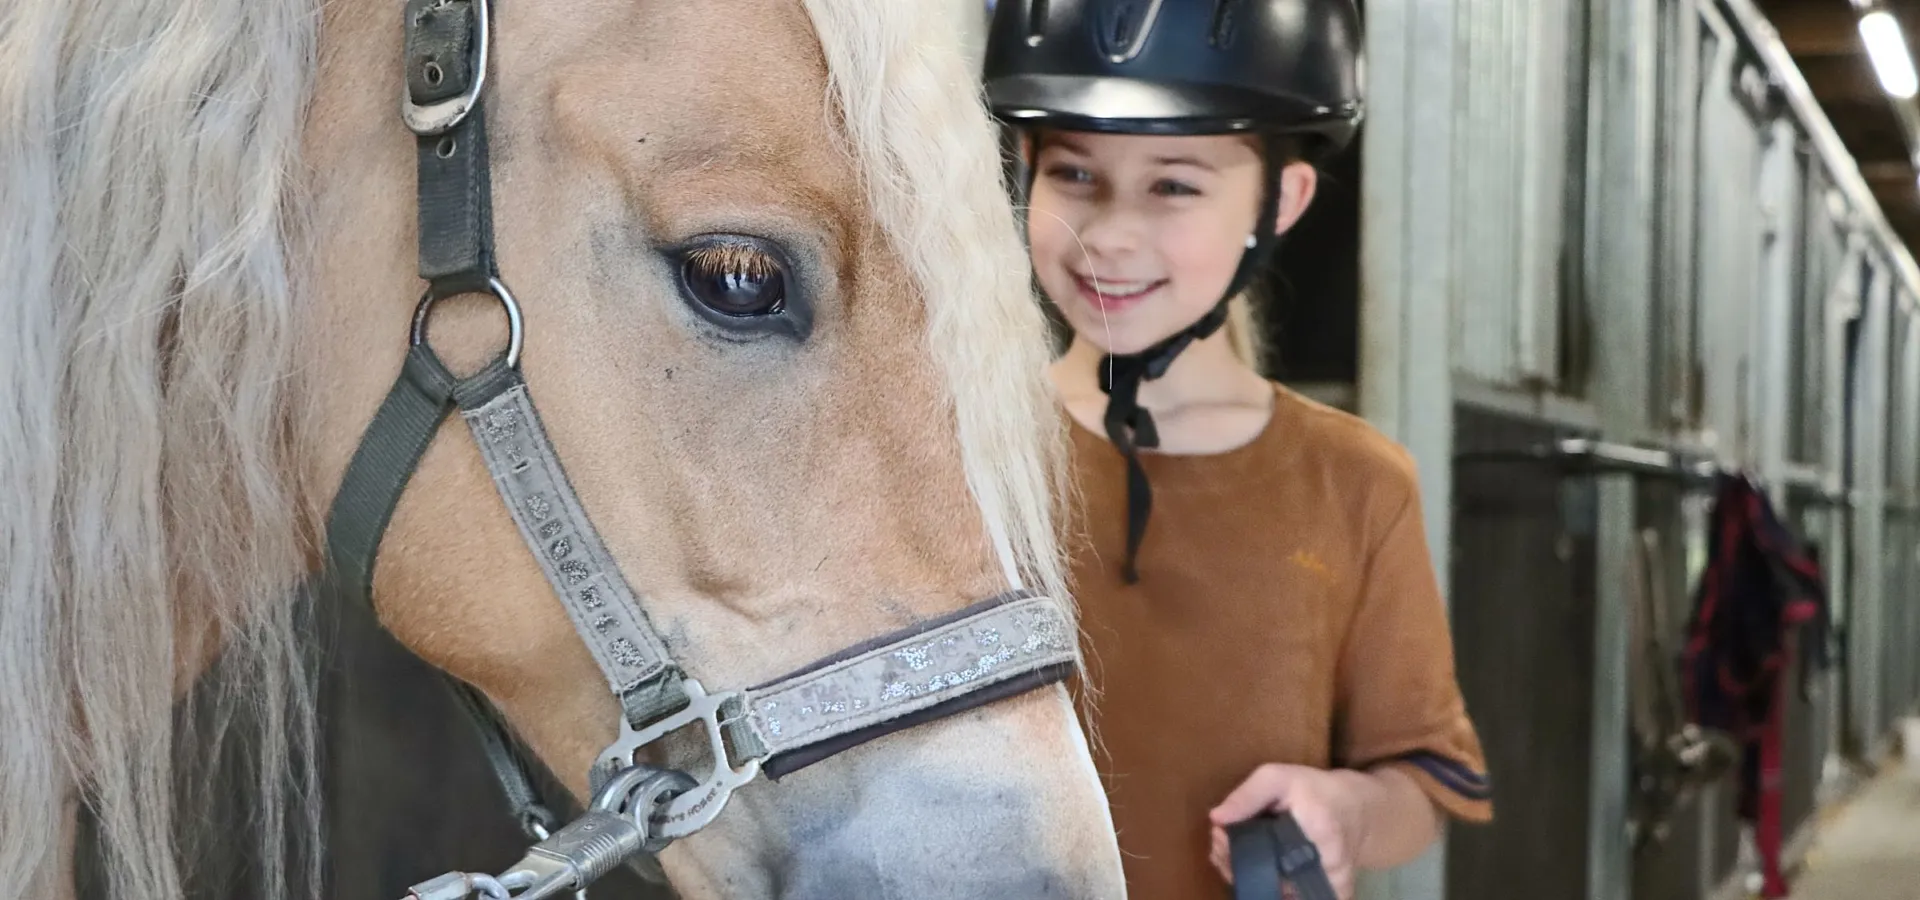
[[684, 242, 779, 280]]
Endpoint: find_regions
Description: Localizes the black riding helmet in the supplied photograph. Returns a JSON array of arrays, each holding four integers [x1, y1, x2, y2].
[[984, 0, 1363, 145], [984, 0, 1365, 582]]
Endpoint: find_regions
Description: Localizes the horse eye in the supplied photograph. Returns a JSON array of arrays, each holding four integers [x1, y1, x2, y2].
[[680, 242, 787, 317]]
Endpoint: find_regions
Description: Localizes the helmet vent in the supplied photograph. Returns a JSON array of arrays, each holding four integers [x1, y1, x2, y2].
[[1025, 0, 1049, 46], [1094, 0, 1164, 64], [1209, 0, 1242, 48]]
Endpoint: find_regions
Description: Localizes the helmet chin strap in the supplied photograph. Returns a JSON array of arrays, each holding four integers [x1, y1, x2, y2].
[[1098, 141, 1286, 582]]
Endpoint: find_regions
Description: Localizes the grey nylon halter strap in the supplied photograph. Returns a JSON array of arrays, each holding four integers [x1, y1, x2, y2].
[[321, 0, 1080, 873], [459, 371, 692, 728]]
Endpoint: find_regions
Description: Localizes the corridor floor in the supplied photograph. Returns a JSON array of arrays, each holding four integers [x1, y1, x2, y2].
[[1788, 746, 1920, 900]]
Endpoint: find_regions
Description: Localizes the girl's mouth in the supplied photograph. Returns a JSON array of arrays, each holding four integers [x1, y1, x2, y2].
[[1073, 273, 1167, 312]]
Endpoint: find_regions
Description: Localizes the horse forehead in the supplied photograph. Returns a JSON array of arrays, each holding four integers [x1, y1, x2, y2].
[[512, 0, 859, 226], [512, 0, 829, 117]]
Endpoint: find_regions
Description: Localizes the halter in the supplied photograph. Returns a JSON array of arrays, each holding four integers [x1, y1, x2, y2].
[[323, 1, 1079, 896]]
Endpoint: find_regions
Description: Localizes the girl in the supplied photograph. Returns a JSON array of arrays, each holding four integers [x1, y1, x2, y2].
[[983, 1, 1494, 897]]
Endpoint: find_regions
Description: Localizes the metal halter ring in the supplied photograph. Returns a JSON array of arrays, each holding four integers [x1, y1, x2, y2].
[[410, 277, 524, 369], [593, 765, 700, 853]]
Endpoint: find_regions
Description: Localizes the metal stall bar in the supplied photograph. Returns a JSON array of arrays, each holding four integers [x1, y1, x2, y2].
[[1516, 0, 1575, 385], [1756, 114, 1805, 491], [1901, 310, 1920, 718], [1585, 0, 1659, 442], [1823, 236, 1867, 763], [1358, 0, 1461, 894], [1851, 260, 1892, 748], [1456, 438, 1852, 504], [1460, 439, 1718, 482], [1657, 0, 1705, 432], [1695, 1, 1764, 462], [1593, 473, 1638, 900], [1886, 304, 1920, 725], [1790, 172, 1841, 469], [1452, 0, 1508, 386]]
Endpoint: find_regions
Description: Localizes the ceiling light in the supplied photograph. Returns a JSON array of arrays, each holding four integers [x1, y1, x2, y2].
[[1860, 10, 1919, 100]]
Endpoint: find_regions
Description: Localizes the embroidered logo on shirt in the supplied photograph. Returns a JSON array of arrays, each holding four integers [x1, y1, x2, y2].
[[1289, 549, 1336, 584]]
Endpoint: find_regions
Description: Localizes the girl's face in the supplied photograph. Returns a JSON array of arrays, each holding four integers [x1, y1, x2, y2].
[[1025, 130, 1315, 355]]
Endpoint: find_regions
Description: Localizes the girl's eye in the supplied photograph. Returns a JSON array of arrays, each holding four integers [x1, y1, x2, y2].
[[1151, 179, 1201, 198], [1044, 164, 1094, 185]]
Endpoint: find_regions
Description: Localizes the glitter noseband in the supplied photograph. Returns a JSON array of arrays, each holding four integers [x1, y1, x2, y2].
[[319, 1, 1079, 896]]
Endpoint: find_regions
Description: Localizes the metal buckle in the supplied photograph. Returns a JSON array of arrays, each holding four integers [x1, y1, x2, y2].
[[403, 0, 491, 136], [594, 679, 761, 842]]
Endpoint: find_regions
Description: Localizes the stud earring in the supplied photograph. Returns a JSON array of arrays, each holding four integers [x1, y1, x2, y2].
[[1245, 234, 1257, 249]]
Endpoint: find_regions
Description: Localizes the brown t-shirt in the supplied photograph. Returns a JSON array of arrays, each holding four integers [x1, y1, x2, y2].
[[1065, 383, 1492, 899]]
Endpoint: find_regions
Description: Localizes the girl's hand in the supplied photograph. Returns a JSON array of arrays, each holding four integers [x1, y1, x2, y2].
[[1207, 764, 1369, 900]]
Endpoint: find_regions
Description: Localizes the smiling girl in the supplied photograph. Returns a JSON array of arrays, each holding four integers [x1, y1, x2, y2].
[[984, 1, 1494, 897]]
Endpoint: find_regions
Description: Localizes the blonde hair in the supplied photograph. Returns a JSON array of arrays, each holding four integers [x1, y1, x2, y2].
[[801, 0, 1070, 608], [1, 0, 319, 899], [1222, 293, 1267, 375]]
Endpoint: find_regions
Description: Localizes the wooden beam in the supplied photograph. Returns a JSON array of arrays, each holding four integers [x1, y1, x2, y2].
[[1800, 52, 1885, 101], [1861, 158, 1918, 184], [1870, 192, 1920, 253], [1872, 186, 1920, 214], [1823, 97, 1913, 161], [1759, 0, 1863, 56], [1879, 211, 1920, 252]]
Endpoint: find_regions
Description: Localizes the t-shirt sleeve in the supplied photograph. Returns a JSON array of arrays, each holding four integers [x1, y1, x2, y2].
[[1333, 470, 1494, 823]]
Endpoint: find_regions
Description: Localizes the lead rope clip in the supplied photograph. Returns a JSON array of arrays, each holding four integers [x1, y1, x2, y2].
[[401, 766, 698, 900]]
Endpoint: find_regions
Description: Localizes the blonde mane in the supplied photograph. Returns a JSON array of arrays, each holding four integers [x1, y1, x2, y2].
[[0, 0, 1064, 897], [801, 0, 1071, 606]]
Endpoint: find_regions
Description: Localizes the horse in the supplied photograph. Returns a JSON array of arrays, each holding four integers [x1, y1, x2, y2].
[[0, 0, 1128, 897]]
